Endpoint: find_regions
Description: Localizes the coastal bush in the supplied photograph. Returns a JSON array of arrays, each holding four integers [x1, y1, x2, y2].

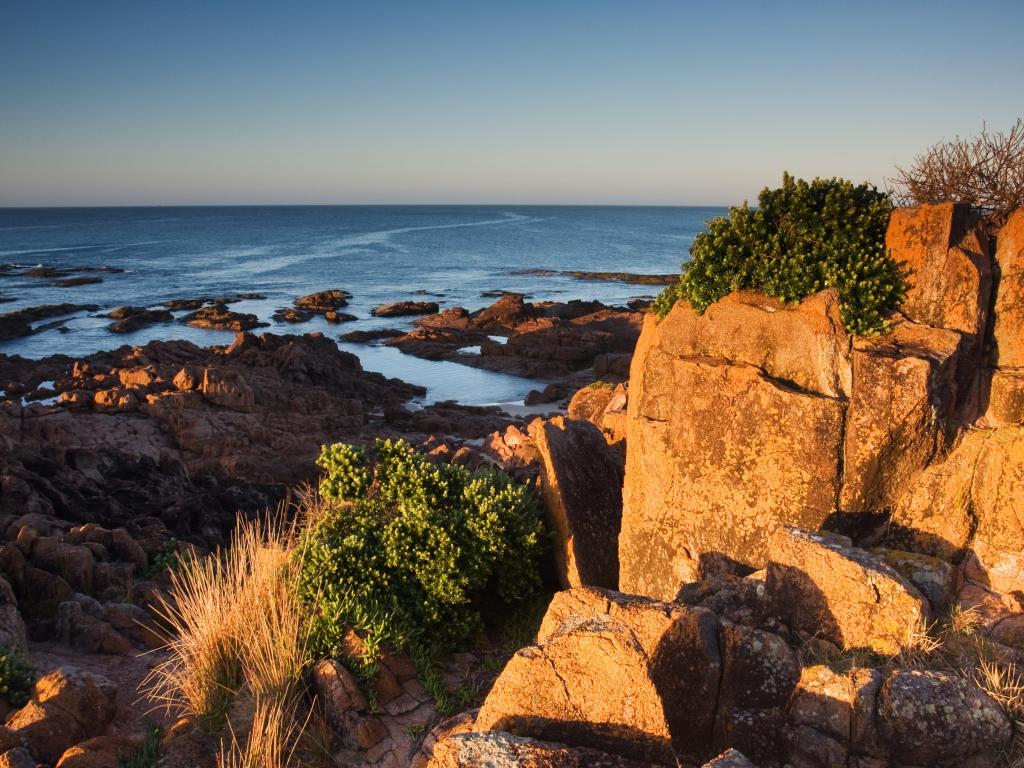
[[889, 118, 1024, 230], [297, 438, 546, 708], [654, 173, 905, 335], [0, 646, 36, 707]]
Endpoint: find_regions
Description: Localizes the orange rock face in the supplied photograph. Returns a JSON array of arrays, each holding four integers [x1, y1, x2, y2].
[[528, 417, 623, 589], [886, 202, 992, 337], [891, 425, 1024, 595], [621, 302, 847, 598], [477, 588, 722, 764], [994, 208, 1024, 368], [766, 527, 929, 654], [840, 319, 963, 512]]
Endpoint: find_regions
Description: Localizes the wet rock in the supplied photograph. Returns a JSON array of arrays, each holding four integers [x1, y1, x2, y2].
[[54, 276, 103, 287], [180, 303, 266, 331], [294, 289, 351, 312], [272, 307, 313, 323], [340, 328, 406, 343], [528, 417, 622, 589], [876, 669, 1011, 767], [5, 666, 118, 764], [766, 527, 928, 654], [1, 303, 100, 322], [324, 310, 357, 323], [372, 300, 440, 317]]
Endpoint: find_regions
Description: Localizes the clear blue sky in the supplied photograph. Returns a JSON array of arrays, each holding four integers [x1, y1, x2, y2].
[[1, 1, 1022, 207]]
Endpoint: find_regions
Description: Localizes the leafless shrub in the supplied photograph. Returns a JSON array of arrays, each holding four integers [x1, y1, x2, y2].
[[889, 118, 1024, 229]]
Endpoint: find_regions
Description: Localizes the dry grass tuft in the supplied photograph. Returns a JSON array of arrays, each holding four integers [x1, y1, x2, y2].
[[143, 511, 314, 767]]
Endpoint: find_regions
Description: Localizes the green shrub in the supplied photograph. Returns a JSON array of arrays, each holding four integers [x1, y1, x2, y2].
[[0, 647, 36, 707], [654, 173, 906, 335], [297, 439, 546, 708]]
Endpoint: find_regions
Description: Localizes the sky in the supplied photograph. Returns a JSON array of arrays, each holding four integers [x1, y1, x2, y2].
[[1, 1, 1022, 207]]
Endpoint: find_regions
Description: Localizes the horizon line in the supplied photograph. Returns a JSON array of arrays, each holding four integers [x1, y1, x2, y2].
[[0, 201, 736, 211]]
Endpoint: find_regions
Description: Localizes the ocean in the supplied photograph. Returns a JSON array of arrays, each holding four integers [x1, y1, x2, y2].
[[0, 205, 721, 404]]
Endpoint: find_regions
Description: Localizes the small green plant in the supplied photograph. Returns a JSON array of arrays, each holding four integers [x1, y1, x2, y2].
[[118, 724, 162, 768], [654, 173, 906, 336], [144, 538, 182, 578], [0, 646, 36, 708], [296, 439, 546, 709], [587, 380, 614, 390]]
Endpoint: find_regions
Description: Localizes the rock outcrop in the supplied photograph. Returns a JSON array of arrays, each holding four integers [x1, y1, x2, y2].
[[528, 417, 622, 589], [619, 203, 1019, 601]]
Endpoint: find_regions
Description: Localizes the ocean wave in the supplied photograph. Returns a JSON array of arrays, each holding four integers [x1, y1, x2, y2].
[[326, 212, 538, 249]]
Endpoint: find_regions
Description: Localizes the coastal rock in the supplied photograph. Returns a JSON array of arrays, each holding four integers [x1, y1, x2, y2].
[[106, 307, 174, 333], [55, 735, 140, 767], [567, 382, 628, 446], [479, 587, 722, 764], [5, 666, 118, 764], [180, 304, 266, 331], [766, 526, 928, 654], [312, 658, 367, 733], [272, 307, 313, 323], [890, 426, 1024, 594], [528, 417, 622, 589], [886, 202, 993, 338], [994, 208, 1024, 369], [649, 290, 852, 398], [294, 289, 351, 312], [428, 731, 662, 768], [372, 300, 440, 317], [620, 309, 845, 599], [876, 670, 1011, 766], [702, 750, 758, 768], [840, 318, 963, 513], [713, 621, 800, 763]]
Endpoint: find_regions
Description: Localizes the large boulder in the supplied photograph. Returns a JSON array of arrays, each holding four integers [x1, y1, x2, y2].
[[567, 383, 628, 447], [876, 670, 1011, 767], [839, 319, 963, 513], [528, 417, 623, 589], [621, 303, 846, 598], [886, 202, 992, 339], [766, 527, 928, 654], [476, 588, 722, 764], [891, 426, 1024, 595], [428, 731, 662, 767], [4, 667, 118, 764], [713, 621, 800, 763]]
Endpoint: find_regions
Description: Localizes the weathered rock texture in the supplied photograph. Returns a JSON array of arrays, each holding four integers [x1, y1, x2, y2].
[[766, 527, 929, 654], [471, 587, 1011, 768], [528, 417, 623, 588], [620, 203, 1024, 601]]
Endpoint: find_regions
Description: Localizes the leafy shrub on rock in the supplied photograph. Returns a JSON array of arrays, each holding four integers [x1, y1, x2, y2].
[[0, 646, 36, 707], [654, 173, 906, 335], [298, 439, 545, 702]]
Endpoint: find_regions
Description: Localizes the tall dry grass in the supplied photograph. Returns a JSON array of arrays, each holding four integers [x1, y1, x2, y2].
[[143, 511, 314, 767]]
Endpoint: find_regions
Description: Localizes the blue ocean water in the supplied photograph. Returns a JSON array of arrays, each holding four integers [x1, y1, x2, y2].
[[0, 206, 720, 404]]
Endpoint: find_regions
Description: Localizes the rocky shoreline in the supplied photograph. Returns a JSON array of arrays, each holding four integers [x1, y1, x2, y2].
[[0, 205, 1022, 766]]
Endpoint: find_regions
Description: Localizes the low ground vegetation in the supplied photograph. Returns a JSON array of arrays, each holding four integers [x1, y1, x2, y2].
[[141, 439, 546, 764]]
